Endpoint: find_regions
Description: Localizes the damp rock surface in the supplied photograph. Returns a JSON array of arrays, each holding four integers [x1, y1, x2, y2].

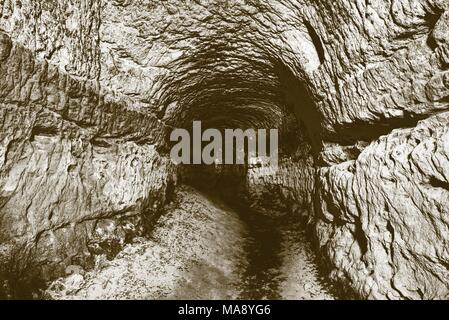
[[45, 185, 334, 300]]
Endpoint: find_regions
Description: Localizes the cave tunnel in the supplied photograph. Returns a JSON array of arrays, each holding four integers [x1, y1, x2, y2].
[[1, 0, 449, 301], [151, 31, 334, 299]]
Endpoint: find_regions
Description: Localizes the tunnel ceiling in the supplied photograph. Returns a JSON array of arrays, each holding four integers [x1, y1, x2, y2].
[[144, 2, 323, 156], [92, 0, 325, 156]]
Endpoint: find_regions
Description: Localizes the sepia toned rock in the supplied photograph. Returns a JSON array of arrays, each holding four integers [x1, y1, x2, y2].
[[0, 0, 448, 300]]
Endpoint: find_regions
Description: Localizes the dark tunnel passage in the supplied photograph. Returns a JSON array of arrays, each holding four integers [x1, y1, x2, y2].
[[151, 30, 338, 299]]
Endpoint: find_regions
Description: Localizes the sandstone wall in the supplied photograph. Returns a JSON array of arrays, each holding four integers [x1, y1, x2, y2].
[[0, 1, 176, 296]]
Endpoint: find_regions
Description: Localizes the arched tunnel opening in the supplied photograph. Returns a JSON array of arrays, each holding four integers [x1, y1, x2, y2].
[[150, 36, 337, 299]]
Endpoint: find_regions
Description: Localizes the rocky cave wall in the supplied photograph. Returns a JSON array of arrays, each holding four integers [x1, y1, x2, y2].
[[0, 0, 449, 299]]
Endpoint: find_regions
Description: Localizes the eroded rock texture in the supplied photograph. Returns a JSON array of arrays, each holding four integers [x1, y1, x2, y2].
[[0, 0, 449, 299]]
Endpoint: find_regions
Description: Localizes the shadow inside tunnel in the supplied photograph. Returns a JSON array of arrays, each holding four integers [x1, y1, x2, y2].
[[178, 163, 339, 299]]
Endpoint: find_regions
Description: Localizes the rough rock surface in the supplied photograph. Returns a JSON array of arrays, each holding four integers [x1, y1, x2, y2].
[[0, 0, 449, 299], [0, 2, 176, 296], [46, 185, 248, 299], [45, 185, 334, 300]]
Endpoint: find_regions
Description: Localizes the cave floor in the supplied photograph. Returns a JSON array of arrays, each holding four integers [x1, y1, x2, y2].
[[45, 185, 335, 300]]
